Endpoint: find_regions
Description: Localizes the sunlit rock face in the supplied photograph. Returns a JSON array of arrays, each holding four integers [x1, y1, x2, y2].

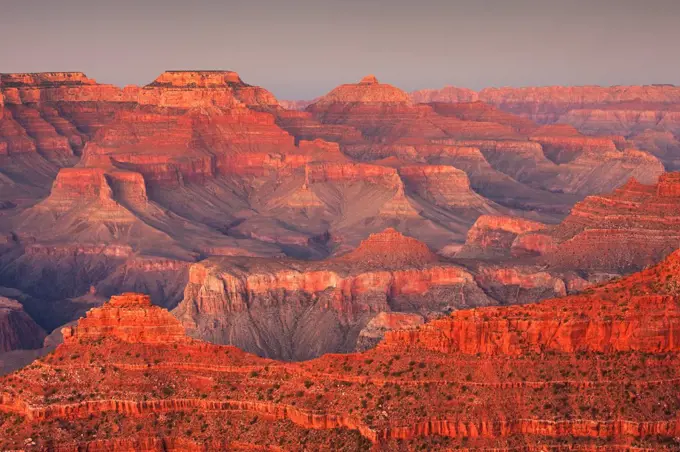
[[3, 250, 680, 450]]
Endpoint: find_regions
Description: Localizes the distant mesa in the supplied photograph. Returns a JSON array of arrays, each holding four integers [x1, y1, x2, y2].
[[148, 70, 245, 88], [0, 72, 97, 87], [309, 74, 411, 105]]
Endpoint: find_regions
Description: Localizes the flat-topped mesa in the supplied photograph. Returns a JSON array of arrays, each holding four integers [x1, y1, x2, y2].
[[309, 75, 412, 106], [147, 70, 245, 88], [338, 228, 439, 267], [398, 164, 488, 208], [62, 293, 188, 345], [0, 72, 97, 87], [47, 168, 115, 208]]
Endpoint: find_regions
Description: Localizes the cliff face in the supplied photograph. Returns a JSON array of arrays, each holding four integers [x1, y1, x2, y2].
[[174, 229, 492, 360], [545, 173, 680, 271], [4, 252, 680, 450], [62, 293, 187, 345], [458, 215, 548, 257], [457, 173, 680, 273], [0, 297, 45, 353]]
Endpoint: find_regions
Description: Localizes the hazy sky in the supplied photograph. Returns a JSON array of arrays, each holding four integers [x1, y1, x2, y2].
[[2, 0, 679, 99]]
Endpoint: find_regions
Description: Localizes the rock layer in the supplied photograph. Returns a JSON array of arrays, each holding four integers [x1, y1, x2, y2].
[[3, 251, 680, 450], [174, 229, 492, 360]]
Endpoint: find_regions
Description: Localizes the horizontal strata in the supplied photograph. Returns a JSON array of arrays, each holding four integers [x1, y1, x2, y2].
[[4, 242, 680, 450], [2, 394, 678, 444]]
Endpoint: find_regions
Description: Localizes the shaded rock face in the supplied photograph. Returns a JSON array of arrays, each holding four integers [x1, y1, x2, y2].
[[0, 297, 45, 353], [174, 229, 493, 360], [4, 252, 680, 450]]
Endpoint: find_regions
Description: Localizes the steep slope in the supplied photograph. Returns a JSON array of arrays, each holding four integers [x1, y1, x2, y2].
[[174, 229, 493, 360], [0, 296, 45, 353], [3, 251, 680, 450]]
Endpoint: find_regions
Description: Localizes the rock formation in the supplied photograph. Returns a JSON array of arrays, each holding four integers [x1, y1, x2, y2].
[[459, 173, 680, 273], [3, 248, 680, 450], [458, 215, 548, 257], [174, 228, 493, 360], [1, 70, 679, 381], [0, 297, 45, 353]]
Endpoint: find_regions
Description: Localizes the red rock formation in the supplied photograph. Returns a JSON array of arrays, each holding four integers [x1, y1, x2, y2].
[[459, 215, 547, 257], [398, 164, 489, 208], [356, 311, 424, 351], [385, 249, 680, 355], [4, 252, 680, 450], [474, 266, 567, 305], [62, 293, 187, 345], [338, 228, 438, 267], [428, 101, 537, 134], [542, 173, 680, 271], [310, 75, 412, 105], [174, 229, 491, 359], [478, 84, 680, 123]]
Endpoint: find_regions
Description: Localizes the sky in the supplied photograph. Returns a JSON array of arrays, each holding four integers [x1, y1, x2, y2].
[[1, 0, 679, 99]]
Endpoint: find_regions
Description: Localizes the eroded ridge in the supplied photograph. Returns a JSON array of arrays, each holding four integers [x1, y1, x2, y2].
[[3, 249, 680, 451]]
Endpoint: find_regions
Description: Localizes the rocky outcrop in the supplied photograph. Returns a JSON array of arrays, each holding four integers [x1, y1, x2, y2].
[[337, 228, 438, 268], [62, 293, 188, 344], [458, 215, 548, 258], [397, 165, 489, 209], [356, 311, 424, 351], [174, 229, 492, 360], [474, 266, 567, 305], [544, 173, 680, 271], [0, 297, 45, 352], [309, 75, 412, 105], [385, 250, 680, 355]]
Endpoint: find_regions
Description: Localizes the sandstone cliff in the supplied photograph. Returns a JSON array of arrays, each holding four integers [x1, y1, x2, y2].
[[174, 229, 493, 360], [3, 252, 680, 450]]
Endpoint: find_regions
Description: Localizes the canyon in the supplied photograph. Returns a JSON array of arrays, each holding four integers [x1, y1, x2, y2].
[[1, 70, 679, 367], [3, 248, 680, 450], [2, 68, 680, 449]]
